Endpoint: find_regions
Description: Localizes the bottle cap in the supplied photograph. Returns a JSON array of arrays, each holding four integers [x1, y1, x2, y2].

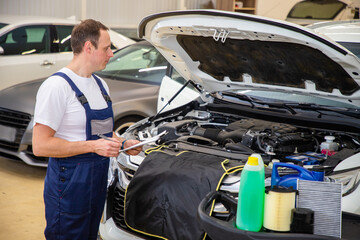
[[247, 156, 258, 166], [325, 136, 335, 141]]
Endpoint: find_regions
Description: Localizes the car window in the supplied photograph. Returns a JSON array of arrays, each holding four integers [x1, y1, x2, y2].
[[98, 44, 168, 84], [0, 23, 8, 29], [170, 67, 197, 91], [110, 43, 117, 50], [55, 25, 73, 52], [287, 0, 346, 20], [337, 41, 360, 58], [0, 25, 50, 55]]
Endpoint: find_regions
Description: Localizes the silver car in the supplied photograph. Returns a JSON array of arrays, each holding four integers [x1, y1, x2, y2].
[[0, 41, 182, 167]]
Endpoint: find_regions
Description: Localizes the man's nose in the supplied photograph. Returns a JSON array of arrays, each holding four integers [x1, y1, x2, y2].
[[108, 49, 114, 58]]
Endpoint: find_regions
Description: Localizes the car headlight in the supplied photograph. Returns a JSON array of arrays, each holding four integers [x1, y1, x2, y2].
[[107, 156, 119, 188]]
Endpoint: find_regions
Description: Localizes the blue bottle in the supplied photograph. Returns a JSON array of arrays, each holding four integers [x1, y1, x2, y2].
[[271, 162, 324, 190]]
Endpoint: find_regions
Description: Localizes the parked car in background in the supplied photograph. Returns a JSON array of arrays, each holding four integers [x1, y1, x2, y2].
[[308, 20, 360, 58], [286, 0, 360, 26], [0, 15, 134, 91], [111, 26, 141, 41], [100, 10, 360, 240], [0, 41, 183, 167]]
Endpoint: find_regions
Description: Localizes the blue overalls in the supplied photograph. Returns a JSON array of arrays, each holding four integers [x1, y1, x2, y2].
[[43, 72, 113, 240]]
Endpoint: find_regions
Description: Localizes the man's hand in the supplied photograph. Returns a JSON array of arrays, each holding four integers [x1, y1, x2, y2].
[[123, 139, 142, 156], [93, 138, 121, 157]]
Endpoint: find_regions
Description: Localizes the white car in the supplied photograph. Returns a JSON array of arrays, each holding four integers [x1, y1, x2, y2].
[[100, 10, 360, 240], [0, 15, 134, 91], [286, 0, 360, 26], [308, 20, 360, 58]]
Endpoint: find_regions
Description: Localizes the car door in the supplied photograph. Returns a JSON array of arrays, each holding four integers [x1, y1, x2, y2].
[[0, 24, 59, 90]]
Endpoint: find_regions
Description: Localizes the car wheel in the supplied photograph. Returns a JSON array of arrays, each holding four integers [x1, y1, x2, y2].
[[114, 116, 144, 136]]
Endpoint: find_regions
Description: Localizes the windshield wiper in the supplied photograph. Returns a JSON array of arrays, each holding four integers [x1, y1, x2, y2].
[[281, 103, 359, 118], [222, 92, 297, 114], [221, 92, 359, 118], [266, 102, 297, 115]]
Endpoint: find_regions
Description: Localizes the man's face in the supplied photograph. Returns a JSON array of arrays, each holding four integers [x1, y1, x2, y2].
[[92, 29, 114, 71]]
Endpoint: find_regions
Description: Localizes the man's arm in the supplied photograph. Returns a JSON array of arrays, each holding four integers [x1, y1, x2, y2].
[[33, 123, 121, 158]]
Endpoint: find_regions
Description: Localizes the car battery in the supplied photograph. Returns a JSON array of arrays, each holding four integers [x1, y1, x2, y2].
[[285, 152, 326, 165]]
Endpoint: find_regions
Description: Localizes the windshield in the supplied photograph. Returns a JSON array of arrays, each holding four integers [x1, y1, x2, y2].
[[97, 43, 168, 84], [0, 23, 8, 29], [287, 0, 346, 20], [338, 41, 360, 58], [227, 90, 360, 110]]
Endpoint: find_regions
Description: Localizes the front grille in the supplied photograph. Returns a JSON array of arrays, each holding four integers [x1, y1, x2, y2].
[[0, 108, 31, 151], [111, 184, 158, 240], [112, 185, 127, 229], [117, 163, 135, 181]]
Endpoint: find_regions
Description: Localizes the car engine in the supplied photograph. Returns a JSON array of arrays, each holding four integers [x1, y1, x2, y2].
[[150, 116, 359, 165]]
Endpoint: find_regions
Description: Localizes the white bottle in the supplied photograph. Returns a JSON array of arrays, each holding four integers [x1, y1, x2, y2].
[[320, 136, 338, 152]]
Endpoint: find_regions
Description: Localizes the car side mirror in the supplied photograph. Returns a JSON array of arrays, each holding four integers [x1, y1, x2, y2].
[[0, 46, 4, 55]]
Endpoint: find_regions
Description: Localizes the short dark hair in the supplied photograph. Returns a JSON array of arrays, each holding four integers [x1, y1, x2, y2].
[[71, 19, 109, 55]]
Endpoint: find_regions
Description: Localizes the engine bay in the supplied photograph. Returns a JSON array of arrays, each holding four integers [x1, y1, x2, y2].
[[136, 110, 360, 168], [115, 96, 360, 240]]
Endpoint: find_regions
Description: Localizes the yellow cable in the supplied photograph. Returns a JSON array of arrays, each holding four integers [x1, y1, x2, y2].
[[176, 150, 189, 156], [144, 144, 168, 155], [203, 160, 244, 240]]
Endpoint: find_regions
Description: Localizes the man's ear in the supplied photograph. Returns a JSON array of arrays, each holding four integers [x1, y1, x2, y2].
[[84, 41, 92, 53]]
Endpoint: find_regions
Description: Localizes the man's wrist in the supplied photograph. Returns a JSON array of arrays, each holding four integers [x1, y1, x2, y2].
[[121, 139, 127, 150]]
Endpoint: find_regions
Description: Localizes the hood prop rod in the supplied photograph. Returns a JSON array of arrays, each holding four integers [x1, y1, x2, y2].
[[148, 79, 201, 123]]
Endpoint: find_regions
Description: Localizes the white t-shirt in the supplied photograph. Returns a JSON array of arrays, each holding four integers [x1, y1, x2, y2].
[[34, 67, 110, 141]]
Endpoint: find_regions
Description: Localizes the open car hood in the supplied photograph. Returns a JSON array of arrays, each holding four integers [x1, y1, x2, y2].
[[139, 10, 360, 104]]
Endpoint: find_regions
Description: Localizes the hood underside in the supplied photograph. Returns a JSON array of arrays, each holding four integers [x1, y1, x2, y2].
[[177, 35, 358, 95], [139, 10, 360, 101]]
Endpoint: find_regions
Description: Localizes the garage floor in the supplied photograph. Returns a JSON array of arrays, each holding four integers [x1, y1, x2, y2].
[[0, 157, 46, 240]]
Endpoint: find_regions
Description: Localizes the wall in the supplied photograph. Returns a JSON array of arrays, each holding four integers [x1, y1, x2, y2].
[[0, 0, 299, 28], [0, 0, 83, 21], [0, 0, 218, 28]]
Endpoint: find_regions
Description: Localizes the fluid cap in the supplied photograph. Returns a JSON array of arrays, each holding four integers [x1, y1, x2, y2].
[[325, 136, 335, 142], [247, 156, 258, 166]]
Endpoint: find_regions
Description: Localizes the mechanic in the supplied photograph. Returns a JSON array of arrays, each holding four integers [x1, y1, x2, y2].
[[32, 19, 142, 239]]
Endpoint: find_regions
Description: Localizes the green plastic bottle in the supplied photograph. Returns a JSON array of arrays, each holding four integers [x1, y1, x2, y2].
[[236, 156, 265, 232]]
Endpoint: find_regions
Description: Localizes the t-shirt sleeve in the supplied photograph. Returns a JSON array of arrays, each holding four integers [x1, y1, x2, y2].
[[33, 76, 69, 131]]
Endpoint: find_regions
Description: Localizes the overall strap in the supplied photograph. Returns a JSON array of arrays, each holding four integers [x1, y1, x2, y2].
[[92, 74, 112, 103], [52, 72, 88, 105]]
